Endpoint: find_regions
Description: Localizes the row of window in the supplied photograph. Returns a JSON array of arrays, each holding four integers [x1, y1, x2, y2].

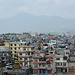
[[19, 52, 34, 55], [34, 64, 51, 67], [19, 58, 32, 60], [11, 51, 17, 53], [56, 63, 66, 66], [10, 47, 20, 50], [56, 57, 67, 60], [11, 44, 20, 46]]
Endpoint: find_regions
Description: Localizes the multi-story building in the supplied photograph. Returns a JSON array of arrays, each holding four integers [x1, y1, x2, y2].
[[68, 54, 75, 73], [68, 48, 75, 73], [54, 54, 68, 73], [9, 42, 21, 61], [0, 41, 12, 67], [32, 49, 54, 75], [18, 45, 35, 67]]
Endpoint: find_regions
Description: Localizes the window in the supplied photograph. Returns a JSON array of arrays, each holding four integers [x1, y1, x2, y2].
[[4, 54, 7, 56], [66, 52, 69, 54], [63, 56, 67, 60], [24, 48, 26, 50], [28, 52, 30, 55], [11, 48, 12, 50], [48, 65, 51, 67], [11, 44, 13, 46], [18, 47, 20, 49], [56, 63, 60, 66], [63, 63, 66, 66], [20, 53, 22, 55], [25, 58, 27, 60], [37, 53, 40, 56], [50, 52, 53, 54], [56, 58, 60, 60], [25, 53, 28, 55], [20, 58, 22, 60], [34, 60, 38, 62], [42, 65, 46, 67], [15, 55, 16, 57], [31, 52, 34, 55], [40, 58, 46, 61], [15, 48, 16, 50], [10, 51, 12, 53], [15, 51, 16, 53], [14, 44, 16, 46], [34, 65, 38, 67], [2, 57, 4, 59], [34, 70, 38, 73]]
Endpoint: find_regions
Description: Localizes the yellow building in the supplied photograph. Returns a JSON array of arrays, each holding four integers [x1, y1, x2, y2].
[[9, 42, 21, 60]]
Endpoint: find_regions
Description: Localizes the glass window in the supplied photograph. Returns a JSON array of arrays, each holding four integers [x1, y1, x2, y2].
[[4, 54, 7, 56], [18, 47, 20, 49], [15, 51, 16, 53], [56, 63, 60, 66], [42, 65, 46, 67], [11, 44, 13, 46], [34, 60, 38, 62], [20, 58, 22, 60], [11, 48, 12, 50], [15, 55, 16, 57], [34, 65, 38, 67], [28, 52, 30, 55], [56, 58, 60, 60], [15, 48, 16, 50], [34, 70, 38, 73], [48, 65, 51, 67], [14, 44, 16, 46], [63, 56, 67, 60], [37, 53, 40, 56], [20, 53, 22, 55], [63, 63, 66, 66], [66, 52, 69, 54]]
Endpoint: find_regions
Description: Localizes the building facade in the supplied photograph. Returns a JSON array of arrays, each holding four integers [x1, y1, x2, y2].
[[18, 45, 35, 67], [32, 50, 54, 75]]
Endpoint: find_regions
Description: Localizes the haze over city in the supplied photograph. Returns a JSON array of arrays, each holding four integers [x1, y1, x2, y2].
[[0, 0, 75, 75], [0, 0, 75, 33]]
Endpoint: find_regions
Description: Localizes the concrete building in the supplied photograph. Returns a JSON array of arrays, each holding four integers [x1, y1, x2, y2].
[[68, 54, 75, 73], [54, 54, 68, 73], [32, 50, 54, 75], [68, 49, 75, 73], [9, 42, 21, 62], [0, 41, 12, 67], [18, 45, 35, 67]]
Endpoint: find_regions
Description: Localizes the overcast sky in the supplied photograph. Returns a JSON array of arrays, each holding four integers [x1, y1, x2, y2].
[[0, 0, 75, 19]]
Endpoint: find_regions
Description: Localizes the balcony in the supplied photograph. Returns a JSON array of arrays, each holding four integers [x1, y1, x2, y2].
[[39, 67, 47, 69], [33, 62, 39, 64], [33, 61, 46, 64], [55, 65, 67, 68], [32, 67, 39, 69], [39, 61, 46, 64], [55, 65, 63, 67], [47, 68, 52, 70], [18, 55, 32, 58], [45, 55, 53, 58], [32, 56, 42, 59]]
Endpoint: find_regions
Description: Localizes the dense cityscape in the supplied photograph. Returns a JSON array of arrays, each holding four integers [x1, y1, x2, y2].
[[0, 32, 75, 75]]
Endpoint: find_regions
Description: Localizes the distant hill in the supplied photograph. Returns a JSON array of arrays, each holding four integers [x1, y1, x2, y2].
[[0, 12, 75, 33]]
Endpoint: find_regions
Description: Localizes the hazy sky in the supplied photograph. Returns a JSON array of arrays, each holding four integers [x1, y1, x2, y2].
[[0, 0, 75, 19]]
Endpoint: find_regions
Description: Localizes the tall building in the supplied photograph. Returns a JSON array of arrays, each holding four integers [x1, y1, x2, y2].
[[0, 40, 12, 67], [18, 45, 35, 67], [32, 50, 55, 75], [9, 42, 21, 63]]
